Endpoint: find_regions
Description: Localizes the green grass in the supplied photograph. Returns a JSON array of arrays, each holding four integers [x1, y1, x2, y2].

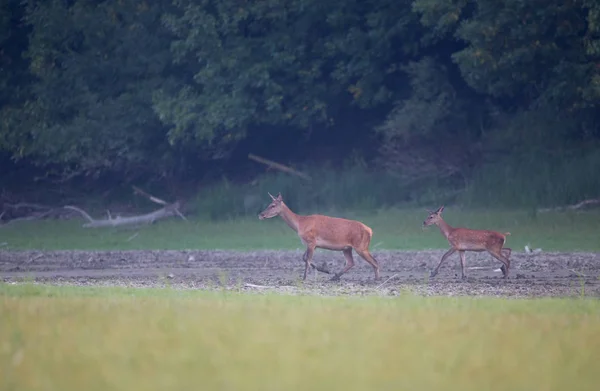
[[1, 283, 599, 391], [1, 208, 600, 251]]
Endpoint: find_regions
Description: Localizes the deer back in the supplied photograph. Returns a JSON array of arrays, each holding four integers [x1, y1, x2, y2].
[[299, 214, 372, 248]]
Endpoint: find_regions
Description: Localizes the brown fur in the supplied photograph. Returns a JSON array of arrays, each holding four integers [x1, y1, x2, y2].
[[259, 193, 380, 281], [423, 206, 512, 279]]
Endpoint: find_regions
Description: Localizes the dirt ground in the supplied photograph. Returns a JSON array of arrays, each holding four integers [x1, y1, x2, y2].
[[1, 249, 600, 298]]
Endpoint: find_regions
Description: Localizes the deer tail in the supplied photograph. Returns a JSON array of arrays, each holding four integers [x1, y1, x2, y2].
[[504, 232, 511, 236], [364, 225, 373, 241]]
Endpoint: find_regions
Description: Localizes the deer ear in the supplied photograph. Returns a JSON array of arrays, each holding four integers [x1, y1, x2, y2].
[[276, 192, 282, 200], [436, 205, 445, 214]]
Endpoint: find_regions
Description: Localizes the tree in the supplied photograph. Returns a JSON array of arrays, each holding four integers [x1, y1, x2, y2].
[[0, 0, 177, 180], [413, 0, 600, 145], [155, 0, 423, 149], [0, 0, 30, 108], [375, 56, 479, 184]]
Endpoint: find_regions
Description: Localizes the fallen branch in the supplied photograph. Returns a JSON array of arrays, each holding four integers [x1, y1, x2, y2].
[[244, 283, 274, 289], [4, 202, 52, 210], [132, 185, 187, 221], [248, 153, 312, 181], [64, 201, 184, 228], [375, 274, 398, 290], [568, 269, 587, 278], [538, 198, 600, 213], [132, 185, 169, 206], [0, 203, 63, 226]]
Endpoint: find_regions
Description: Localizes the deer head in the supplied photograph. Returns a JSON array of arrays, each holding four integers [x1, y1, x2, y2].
[[258, 192, 284, 220], [423, 205, 444, 226]]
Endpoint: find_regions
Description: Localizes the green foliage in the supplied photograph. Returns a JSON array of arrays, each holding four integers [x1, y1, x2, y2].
[[191, 163, 456, 221], [376, 56, 473, 141], [450, 0, 599, 111], [461, 146, 600, 208], [0, 0, 177, 178], [412, 0, 468, 40], [155, 0, 421, 146], [0, 0, 599, 204]]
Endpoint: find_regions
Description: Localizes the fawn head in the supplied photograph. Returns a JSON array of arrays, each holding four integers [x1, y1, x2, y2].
[[258, 192, 283, 220], [423, 206, 445, 227]]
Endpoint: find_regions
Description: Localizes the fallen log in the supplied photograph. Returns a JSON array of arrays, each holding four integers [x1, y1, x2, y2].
[[248, 153, 312, 181], [1, 202, 70, 226], [64, 201, 184, 228], [537, 198, 600, 213]]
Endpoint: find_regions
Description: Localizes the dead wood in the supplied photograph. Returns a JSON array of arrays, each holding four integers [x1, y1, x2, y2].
[[132, 185, 187, 221], [1, 186, 187, 228], [537, 198, 600, 213], [1, 202, 71, 226], [132, 185, 169, 206], [248, 153, 312, 181], [64, 201, 184, 228], [63, 185, 187, 228]]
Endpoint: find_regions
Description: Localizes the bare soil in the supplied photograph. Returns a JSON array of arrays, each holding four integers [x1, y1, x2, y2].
[[1, 249, 600, 298]]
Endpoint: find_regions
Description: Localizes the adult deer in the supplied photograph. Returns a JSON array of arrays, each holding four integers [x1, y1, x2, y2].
[[258, 193, 380, 281], [423, 206, 512, 279]]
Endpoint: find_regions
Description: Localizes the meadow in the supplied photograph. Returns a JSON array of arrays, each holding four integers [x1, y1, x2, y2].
[[1, 283, 599, 391], [2, 171, 600, 390], [1, 207, 600, 252]]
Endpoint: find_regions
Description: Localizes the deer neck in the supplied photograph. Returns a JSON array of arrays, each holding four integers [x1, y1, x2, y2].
[[278, 203, 301, 232], [436, 218, 454, 240]]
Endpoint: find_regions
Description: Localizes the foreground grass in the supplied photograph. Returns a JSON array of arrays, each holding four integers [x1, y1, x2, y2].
[[1, 283, 599, 391], [1, 207, 599, 252]]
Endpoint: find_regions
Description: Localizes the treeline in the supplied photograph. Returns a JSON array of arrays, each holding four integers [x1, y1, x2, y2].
[[1, 0, 599, 208]]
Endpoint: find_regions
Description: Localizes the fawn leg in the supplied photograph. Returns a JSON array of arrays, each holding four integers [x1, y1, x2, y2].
[[356, 249, 380, 280], [430, 248, 456, 278], [302, 244, 316, 280], [330, 248, 355, 281], [499, 248, 511, 275], [459, 250, 467, 280], [488, 250, 510, 279]]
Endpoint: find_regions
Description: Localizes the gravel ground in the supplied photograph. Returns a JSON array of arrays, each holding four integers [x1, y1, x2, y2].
[[1, 249, 600, 298]]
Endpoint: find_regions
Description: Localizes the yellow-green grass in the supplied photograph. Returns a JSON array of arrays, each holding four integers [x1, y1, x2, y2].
[[1, 208, 600, 251], [1, 283, 599, 391]]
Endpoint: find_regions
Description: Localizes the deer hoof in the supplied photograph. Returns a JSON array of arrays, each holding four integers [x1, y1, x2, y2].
[[429, 270, 437, 278], [329, 274, 341, 282], [319, 262, 331, 274], [461, 274, 468, 280]]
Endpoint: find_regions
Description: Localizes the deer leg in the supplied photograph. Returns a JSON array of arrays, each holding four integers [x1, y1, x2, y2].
[[356, 249, 380, 280], [430, 248, 456, 278], [459, 250, 467, 280], [499, 247, 511, 276], [330, 249, 355, 281], [302, 245, 316, 280], [310, 260, 331, 274], [488, 250, 510, 279]]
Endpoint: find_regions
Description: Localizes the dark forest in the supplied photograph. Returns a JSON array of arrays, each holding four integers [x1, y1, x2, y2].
[[1, 0, 599, 217]]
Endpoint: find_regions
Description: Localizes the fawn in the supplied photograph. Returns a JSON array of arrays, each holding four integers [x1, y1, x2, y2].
[[423, 206, 512, 279], [258, 193, 380, 281]]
